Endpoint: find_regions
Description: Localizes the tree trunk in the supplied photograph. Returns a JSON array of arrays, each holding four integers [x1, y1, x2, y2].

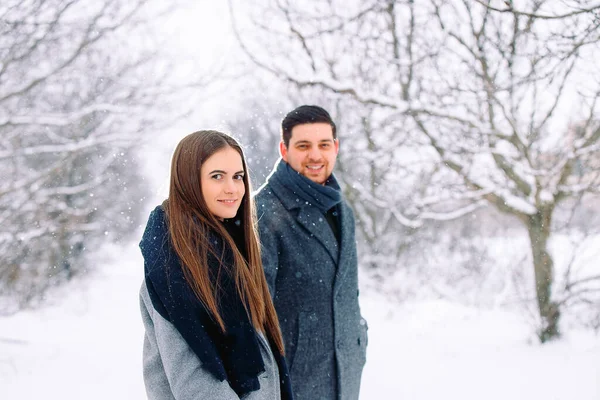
[[526, 208, 561, 342]]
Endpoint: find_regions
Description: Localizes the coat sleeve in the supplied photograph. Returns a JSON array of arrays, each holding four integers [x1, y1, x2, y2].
[[139, 283, 240, 400], [257, 218, 279, 298]]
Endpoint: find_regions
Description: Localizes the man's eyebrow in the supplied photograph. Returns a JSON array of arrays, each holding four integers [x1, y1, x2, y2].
[[294, 139, 333, 144]]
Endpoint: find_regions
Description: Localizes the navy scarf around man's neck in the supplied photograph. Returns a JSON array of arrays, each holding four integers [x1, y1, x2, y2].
[[270, 159, 342, 213], [140, 206, 292, 399]]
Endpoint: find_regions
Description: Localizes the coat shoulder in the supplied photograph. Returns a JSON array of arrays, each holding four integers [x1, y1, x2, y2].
[[341, 199, 356, 219], [254, 184, 286, 217], [254, 183, 276, 202]]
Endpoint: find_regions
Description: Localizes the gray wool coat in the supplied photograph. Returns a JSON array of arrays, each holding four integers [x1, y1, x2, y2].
[[139, 281, 282, 400], [254, 172, 368, 400]]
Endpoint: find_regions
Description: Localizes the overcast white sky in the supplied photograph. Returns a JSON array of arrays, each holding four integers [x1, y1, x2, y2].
[[138, 1, 245, 204]]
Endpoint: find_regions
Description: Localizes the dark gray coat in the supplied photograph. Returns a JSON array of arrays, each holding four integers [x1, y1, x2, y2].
[[255, 172, 368, 400]]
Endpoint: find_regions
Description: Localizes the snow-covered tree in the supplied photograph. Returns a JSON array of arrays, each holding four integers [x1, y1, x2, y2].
[[222, 79, 294, 187], [0, 0, 209, 311], [230, 0, 600, 341]]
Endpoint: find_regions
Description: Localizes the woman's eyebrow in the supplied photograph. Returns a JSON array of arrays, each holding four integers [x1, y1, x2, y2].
[[208, 169, 245, 175]]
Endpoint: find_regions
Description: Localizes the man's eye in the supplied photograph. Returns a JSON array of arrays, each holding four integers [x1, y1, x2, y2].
[[321, 143, 330, 148], [297, 145, 308, 150]]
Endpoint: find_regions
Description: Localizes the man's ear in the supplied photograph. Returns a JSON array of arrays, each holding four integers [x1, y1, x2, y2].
[[334, 138, 340, 154], [279, 140, 288, 162]]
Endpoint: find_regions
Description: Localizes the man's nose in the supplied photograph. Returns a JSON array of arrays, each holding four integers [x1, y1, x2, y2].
[[308, 146, 321, 161]]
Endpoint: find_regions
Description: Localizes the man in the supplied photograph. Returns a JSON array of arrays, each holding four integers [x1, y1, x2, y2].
[[254, 105, 368, 400]]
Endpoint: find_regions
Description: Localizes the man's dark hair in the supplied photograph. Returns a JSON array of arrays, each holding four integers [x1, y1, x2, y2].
[[281, 105, 337, 147]]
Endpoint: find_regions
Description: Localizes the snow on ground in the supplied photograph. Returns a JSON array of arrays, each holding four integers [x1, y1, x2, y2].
[[361, 294, 600, 399], [0, 242, 599, 400]]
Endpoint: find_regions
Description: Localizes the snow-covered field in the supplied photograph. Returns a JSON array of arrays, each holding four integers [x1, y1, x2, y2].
[[0, 242, 599, 400]]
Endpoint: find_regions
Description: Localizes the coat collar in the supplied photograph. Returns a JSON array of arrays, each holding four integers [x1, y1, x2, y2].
[[267, 175, 346, 265], [263, 166, 314, 211]]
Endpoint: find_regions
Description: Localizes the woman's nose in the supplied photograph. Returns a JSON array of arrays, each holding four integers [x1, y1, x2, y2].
[[224, 178, 235, 193]]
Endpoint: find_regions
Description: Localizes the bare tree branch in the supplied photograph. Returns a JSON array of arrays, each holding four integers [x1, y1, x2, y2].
[[474, 0, 600, 20]]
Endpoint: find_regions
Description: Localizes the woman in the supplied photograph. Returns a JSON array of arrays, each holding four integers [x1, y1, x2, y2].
[[139, 130, 293, 399]]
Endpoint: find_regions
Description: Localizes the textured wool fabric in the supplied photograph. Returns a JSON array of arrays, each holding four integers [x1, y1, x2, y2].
[[255, 161, 368, 400], [270, 159, 342, 214], [140, 281, 283, 400], [140, 205, 293, 399]]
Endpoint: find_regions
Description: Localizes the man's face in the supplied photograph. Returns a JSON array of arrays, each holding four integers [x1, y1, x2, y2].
[[280, 122, 339, 185]]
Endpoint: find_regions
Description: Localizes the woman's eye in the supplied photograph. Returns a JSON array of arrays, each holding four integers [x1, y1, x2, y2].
[[234, 174, 244, 180], [211, 174, 223, 180]]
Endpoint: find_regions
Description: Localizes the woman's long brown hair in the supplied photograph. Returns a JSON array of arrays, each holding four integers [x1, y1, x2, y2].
[[163, 130, 284, 355]]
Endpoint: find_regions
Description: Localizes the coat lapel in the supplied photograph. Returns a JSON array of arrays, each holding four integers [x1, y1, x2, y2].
[[334, 202, 354, 291], [296, 207, 339, 264]]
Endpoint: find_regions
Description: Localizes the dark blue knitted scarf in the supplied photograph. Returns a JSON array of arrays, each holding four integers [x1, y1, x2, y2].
[[140, 206, 293, 399], [270, 159, 342, 213]]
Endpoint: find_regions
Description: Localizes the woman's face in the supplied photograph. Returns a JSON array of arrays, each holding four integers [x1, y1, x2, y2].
[[200, 146, 246, 220]]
